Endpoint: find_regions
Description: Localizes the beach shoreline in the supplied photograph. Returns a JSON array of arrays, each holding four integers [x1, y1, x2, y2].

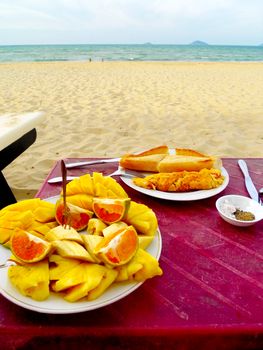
[[1, 61, 263, 201]]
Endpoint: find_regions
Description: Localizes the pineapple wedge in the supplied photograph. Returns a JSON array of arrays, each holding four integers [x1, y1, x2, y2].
[[51, 262, 96, 293], [87, 268, 118, 301], [102, 221, 128, 237], [87, 218, 107, 236], [49, 254, 81, 280], [124, 201, 157, 236], [63, 263, 106, 302], [81, 234, 103, 263], [52, 240, 95, 262], [138, 235, 154, 250], [46, 225, 83, 244], [66, 193, 94, 211], [132, 249, 163, 281], [115, 248, 162, 282], [32, 205, 56, 223], [8, 258, 49, 301]]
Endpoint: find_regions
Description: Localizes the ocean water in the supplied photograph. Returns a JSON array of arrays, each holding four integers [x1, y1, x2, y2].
[[0, 44, 262, 63]]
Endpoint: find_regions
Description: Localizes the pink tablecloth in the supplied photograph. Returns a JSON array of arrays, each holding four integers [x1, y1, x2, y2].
[[1, 158, 263, 349]]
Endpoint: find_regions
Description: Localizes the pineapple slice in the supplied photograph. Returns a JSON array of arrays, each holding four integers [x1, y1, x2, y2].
[[124, 201, 157, 236], [115, 248, 162, 282], [79, 174, 95, 195], [66, 193, 94, 211], [81, 234, 103, 263], [132, 249, 163, 282], [87, 218, 107, 236], [49, 254, 81, 280], [0, 227, 13, 244], [102, 176, 128, 198], [45, 226, 83, 244], [63, 263, 106, 302], [102, 221, 128, 237], [66, 174, 95, 196], [0, 198, 41, 215], [115, 259, 143, 282], [32, 206, 56, 223], [138, 235, 154, 250], [30, 221, 58, 236], [52, 240, 95, 262], [51, 262, 95, 293], [87, 268, 118, 301], [8, 258, 50, 301]]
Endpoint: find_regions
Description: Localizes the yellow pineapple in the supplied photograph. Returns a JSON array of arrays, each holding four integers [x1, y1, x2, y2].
[[124, 201, 157, 236], [66, 193, 94, 211], [66, 174, 95, 196], [138, 235, 154, 249], [51, 240, 95, 262], [87, 218, 107, 236], [0, 198, 41, 215], [8, 257, 50, 301], [45, 225, 83, 244], [87, 268, 118, 301], [132, 249, 163, 281], [49, 254, 81, 280], [63, 263, 106, 302], [81, 234, 103, 263], [51, 262, 92, 293], [32, 205, 56, 223]]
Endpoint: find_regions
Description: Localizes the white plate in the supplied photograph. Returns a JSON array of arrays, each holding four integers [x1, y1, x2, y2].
[[0, 196, 162, 314], [120, 167, 229, 201]]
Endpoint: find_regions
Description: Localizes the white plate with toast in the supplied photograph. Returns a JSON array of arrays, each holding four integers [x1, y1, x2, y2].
[[0, 196, 162, 314], [120, 167, 229, 201]]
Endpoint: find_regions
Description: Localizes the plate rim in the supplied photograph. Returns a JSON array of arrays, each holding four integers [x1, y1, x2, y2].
[[120, 167, 229, 201], [0, 195, 162, 314]]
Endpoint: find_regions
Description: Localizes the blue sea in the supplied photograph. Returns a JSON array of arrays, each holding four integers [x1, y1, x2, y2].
[[0, 44, 262, 63]]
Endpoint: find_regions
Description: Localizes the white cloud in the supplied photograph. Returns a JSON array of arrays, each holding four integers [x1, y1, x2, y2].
[[0, 0, 262, 44]]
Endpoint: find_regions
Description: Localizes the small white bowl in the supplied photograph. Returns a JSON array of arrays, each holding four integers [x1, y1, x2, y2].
[[216, 195, 263, 227]]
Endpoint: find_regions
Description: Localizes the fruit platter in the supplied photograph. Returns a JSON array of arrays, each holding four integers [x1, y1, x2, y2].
[[0, 172, 162, 313]]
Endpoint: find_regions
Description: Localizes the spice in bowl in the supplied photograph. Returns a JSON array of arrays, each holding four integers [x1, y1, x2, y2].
[[233, 209, 255, 221], [221, 199, 255, 221]]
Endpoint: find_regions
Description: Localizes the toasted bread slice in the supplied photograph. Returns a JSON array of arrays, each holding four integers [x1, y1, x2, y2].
[[158, 155, 215, 172], [119, 145, 169, 172], [175, 148, 208, 157], [135, 145, 169, 156], [120, 146, 222, 173], [120, 153, 166, 172]]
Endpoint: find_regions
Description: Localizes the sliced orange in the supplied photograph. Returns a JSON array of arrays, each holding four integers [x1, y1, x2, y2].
[[55, 199, 93, 231], [92, 198, 130, 224], [94, 225, 138, 266], [10, 228, 51, 263]]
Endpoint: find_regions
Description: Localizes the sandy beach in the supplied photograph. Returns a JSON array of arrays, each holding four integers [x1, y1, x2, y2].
[[1, 61, 263, 201]]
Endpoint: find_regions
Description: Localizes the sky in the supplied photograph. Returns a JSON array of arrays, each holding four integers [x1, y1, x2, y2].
[[0, 0, 262, 46]]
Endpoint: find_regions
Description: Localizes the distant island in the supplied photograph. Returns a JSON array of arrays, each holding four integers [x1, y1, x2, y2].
[[189, 41, 209, 46]]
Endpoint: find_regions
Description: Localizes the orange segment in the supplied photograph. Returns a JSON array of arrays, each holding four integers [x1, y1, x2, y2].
[[11, 228, 51, 263], [92, 198, 130, 224], [95, 225, 138, 266], [55, 199, 93, 231]]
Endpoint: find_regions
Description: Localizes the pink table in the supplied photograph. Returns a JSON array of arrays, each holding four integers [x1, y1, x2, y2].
[[1, 158, 263, 349]]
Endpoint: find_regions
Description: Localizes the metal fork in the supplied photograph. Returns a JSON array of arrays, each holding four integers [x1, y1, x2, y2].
[[61, 160, 72, 228], [48, 168, 145, 184], [258, 188, 263, 205], [108, 169, 146, 178]]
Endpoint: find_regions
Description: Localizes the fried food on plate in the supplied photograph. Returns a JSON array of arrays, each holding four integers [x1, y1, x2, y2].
[[120, 145, 222, 173], [133, 168, 224, 192]]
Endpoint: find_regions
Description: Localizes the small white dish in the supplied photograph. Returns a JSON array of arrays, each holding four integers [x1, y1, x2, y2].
[[216, 195, 263, 227]]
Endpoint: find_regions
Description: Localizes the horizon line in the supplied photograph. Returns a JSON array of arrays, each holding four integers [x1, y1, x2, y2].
[[0, 42, 262, 47]]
